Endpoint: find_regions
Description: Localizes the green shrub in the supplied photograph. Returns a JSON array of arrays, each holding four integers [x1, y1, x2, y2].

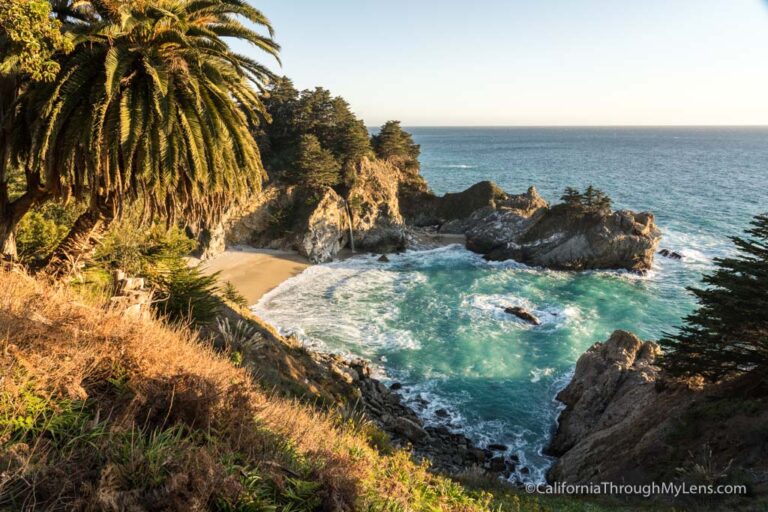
[[0, 385, 102, 447], [91, 220, 221, 325], [15, 202, 81, 261], [372, 120, 420, 163], [95, 222, 197, 276], [153, 261, 222, 325]]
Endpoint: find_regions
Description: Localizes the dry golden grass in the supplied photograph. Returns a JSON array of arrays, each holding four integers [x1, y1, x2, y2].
[[0, 267, 506, 511]]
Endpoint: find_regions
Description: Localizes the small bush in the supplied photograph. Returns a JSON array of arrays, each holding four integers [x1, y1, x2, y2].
[[153, 262, 222, 325], [15, 202, 81, 261], [222, 282, 249, 308]]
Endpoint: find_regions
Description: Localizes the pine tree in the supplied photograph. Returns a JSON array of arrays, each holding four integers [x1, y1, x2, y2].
[[372, 121, 420, 162], [593, 190, 613, 213], [583, 185, 597, 209], [295, 134, 341, 189], [560, 187, 583, 206], [660, 213, 768, 382]]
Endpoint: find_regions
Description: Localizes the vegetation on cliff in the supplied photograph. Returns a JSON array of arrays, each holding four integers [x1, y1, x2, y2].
[[257, 78, 422, 194], [661, 213, 768, 383], [560, 186, 613, 213], [258, 78, 372, 187], [371, 120, 421, 169]]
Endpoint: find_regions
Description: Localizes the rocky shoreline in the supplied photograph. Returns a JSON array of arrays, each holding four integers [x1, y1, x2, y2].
[[312, 351, 527, 482]]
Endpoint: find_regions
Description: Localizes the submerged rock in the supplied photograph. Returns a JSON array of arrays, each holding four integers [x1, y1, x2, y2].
[[504, 306, 541, 325], [378, 254, 391, 263], [659, 248, 683, 260]]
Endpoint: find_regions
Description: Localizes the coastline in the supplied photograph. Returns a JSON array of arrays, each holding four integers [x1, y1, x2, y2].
[[196, 230, 468, 305], [195, 247, 310, 304]]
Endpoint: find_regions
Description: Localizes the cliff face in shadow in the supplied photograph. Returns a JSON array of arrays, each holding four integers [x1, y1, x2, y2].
[[547, 330, 768, 498]]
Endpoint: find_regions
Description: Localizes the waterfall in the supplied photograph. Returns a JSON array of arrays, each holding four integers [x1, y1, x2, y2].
[[344, 200, 356, 253]]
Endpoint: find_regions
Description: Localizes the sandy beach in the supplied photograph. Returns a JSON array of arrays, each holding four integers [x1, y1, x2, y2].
[[197, 248, 309, 305]]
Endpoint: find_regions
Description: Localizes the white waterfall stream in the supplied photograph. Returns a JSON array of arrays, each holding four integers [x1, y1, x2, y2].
[[344, 201, 355, 253]]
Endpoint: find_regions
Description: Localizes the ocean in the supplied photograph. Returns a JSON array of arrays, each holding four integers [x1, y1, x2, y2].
[[253, 127, 768, 482]]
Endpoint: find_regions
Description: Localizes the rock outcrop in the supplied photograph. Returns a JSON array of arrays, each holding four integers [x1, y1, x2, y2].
[[437, 184, 548, 234], [466, 204, 661, 272], [109, 270, 153, 320], [504, 306, 541, 326], [197, 154, 660, 271], [546, 331, 768, 491], [197, 158, 417, 262], [346, 158, 409, 252], [293, 188, 350, 262], [547, 331, 662, 461], [334, 356, 524, 478]]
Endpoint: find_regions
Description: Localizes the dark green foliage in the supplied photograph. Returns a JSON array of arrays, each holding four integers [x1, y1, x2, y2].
[[371, 120, 421, 164], [560, 187, 583, 206], [95, 224, 197, 276], [2, 0, 279, 263], [15, 202, 81, 261], [295, 134, 341, 189], [661, 213, 768, 382], [153, 261, 222, 326], [222, 282, 248, 308], [560, 185, 612, 213], [259, 78, 372, 185]]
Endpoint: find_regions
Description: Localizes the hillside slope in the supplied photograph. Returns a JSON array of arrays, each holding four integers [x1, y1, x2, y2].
[[0, 267, 616, 511]]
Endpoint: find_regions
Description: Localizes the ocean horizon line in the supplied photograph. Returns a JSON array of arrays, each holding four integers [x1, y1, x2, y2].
[[369, 124, 768, 130]]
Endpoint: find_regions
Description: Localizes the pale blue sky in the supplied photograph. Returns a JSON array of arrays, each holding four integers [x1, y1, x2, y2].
[[241, 0, 768, 126]]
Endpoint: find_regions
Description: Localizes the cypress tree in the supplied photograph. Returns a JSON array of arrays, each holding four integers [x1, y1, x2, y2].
[[593, 190, 613, 213], [660, 213, 768, 382], [294, 134, 341, 189], [372, 121, 420, 161], [584, 185, 597, 209], [561, 187, 583, 206]]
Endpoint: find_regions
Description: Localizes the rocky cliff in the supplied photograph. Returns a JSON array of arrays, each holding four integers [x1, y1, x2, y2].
[[547, 331, 768, 495], [199, 157, 660, 271], [466, 204, 661, 271], [405, 181, 660, 272], [197, 157, 422, 262]]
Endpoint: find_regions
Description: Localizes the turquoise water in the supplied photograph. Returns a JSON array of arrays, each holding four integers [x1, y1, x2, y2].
[[254, 127, 768, 482]]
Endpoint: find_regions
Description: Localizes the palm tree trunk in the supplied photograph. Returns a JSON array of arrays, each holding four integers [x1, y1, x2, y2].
[[0, 174, 44, 260], [0, 217, 17, 259], [44, 200, 115, 278]]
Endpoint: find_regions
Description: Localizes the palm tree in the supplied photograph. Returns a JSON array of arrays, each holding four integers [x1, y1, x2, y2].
[[8, 0, 279, 274]]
